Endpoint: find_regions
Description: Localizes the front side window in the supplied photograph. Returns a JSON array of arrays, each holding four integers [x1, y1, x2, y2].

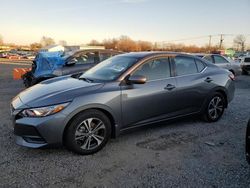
[[174, 56, 198, 76], [214, 55, 229, 64], [132, 58, 171, 81]]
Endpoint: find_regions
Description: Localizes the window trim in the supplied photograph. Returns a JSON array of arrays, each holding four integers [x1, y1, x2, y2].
[[118, 54, 177, 82], [194, 58, 206, 72]]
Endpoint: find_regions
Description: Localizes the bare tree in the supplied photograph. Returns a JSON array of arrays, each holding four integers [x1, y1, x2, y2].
[[58, 40, 67, 46], [0, 35, 3, 45], [234, 35, 246, 51], [30, 43, 42, 51], [40, 36, 55, 47], [117, 35, 140, 52], [88, 39, 103, 46], [103, 38, 118, 49], [138, 40, 153, 51]]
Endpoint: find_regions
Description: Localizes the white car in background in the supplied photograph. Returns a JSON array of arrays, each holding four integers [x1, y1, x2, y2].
[[241, 56, 250, 75]]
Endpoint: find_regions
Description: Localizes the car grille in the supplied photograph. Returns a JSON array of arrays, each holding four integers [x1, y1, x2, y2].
[[244, 58, 250, 62], [14, 124, 46, 144]]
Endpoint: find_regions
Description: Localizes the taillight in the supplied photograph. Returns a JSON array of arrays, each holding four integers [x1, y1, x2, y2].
[[229, 73, 235, 81]]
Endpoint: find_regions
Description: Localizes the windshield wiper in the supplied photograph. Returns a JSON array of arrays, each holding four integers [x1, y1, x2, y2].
[[79, 77, 93, 83]]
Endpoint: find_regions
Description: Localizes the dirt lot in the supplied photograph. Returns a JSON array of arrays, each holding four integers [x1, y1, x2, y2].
[[0, 61, 250, 187]]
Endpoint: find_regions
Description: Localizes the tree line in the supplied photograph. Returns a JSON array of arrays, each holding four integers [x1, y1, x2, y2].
[[0, 34, 249, 53]]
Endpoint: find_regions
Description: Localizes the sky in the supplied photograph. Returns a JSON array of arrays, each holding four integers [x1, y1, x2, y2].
[[0, 0, 250, 46]]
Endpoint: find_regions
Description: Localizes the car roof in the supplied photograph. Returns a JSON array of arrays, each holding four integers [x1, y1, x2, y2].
[[63, 49, 123, 60], [119, 51, 190, 59]]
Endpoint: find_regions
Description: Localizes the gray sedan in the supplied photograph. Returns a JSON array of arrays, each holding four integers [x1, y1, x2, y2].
[[11, 52, 235, 154], [203, 54, 242, 75]]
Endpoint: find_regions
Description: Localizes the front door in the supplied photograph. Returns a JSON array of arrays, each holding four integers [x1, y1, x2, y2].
[[121, 57, 178, 128]]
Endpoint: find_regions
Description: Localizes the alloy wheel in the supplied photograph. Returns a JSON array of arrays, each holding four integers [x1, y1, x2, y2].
[[74, 118, 106, 150], [208, 96, 224, 120]]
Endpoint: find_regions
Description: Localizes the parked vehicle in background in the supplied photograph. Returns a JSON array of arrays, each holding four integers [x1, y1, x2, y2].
[[6, 53, 22, 60], [11, 52, 235, 154], [202, 54, 242, 75], [0, 51, 8, 58], [246, 119, 250, 164], [22, 49, 122, 87], [241, 56, 250, 75]]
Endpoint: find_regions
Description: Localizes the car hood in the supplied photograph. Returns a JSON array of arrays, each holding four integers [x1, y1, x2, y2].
[[15, 76, 104, 108]]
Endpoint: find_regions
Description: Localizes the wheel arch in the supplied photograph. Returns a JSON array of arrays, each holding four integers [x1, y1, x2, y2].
[[214, 88, 228, 108], [62, 106, 119, 145], [229, 69, 235, 76]]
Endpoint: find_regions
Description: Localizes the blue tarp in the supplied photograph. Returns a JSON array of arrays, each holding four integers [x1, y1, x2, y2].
[[33, 51, 65, 77]]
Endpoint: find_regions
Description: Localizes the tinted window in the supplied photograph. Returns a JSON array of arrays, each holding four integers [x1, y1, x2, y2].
[[214, 55, 229, 64], [195, 59, 206, 72], [133, 58, 171, 81], [100, 53, 112, 62], [75, 52, 99, 64], [244, 57, 250, 62], [175, 56, 198, 76], [203, 55, 213, 63]]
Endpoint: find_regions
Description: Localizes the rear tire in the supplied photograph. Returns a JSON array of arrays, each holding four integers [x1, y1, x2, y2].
[[203, 92, 226, 122], [65, 110, 111, 155]]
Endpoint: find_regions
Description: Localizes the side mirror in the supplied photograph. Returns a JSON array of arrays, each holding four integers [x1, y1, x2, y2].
[[127, 75, 146, 84], [66, 58, 77, 66]]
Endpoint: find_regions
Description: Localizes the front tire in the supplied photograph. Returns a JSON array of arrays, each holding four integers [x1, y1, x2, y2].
[[65, 110, 111, 155], [203, 92, 225, 122]]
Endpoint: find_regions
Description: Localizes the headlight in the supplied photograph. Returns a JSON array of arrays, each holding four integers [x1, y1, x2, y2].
[[20, 103, 69, 117]]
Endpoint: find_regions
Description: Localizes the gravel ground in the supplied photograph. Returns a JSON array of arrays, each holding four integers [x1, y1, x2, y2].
[[0, 62, 250, 188]]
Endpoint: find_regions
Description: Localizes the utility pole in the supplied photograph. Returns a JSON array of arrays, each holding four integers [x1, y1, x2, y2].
[[219, 34, 224, 49], [208, 35, 212, 52]]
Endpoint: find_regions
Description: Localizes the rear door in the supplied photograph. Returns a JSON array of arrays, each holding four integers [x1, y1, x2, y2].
[[172, 55, 209, 114]]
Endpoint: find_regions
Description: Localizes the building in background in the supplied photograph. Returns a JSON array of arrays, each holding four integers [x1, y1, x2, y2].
[[40, 45, 105, 53], [40, 45, 65, 52]]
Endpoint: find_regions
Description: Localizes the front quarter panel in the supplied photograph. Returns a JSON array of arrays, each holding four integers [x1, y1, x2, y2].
[[62, 82, 122, 137]]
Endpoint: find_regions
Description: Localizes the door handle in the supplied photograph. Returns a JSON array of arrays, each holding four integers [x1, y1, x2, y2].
[[204, 77, 213, 83], [164, 84, 176, 90]]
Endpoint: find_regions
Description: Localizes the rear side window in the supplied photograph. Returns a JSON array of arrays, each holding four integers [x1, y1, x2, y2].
[[75, 52, 100, 64], [213, 55, 229, 64], [195, 59, 206, 72], [203, 55, 213, 63], [174, 56, 198, 76]]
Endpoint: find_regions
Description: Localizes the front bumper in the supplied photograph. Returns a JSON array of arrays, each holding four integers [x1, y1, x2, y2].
[[13, 112, 68, 148]]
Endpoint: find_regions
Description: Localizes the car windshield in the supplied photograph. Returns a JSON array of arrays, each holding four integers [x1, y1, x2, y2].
[[80, 55, 139, 82]]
